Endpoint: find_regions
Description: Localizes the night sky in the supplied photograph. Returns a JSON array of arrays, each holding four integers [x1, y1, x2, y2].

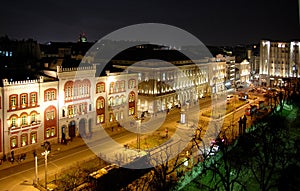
[[0, 0, 299, 46]]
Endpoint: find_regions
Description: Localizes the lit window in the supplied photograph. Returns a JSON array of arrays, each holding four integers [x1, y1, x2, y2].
[[129, 107, 135, 115], [11, 96, 17, 108], [109, 113, 113, 122], [109, 82, 114, 94], [100, 83, 105, 92], [97, 114, 105, 124], [46, 129, 50, 138], [129, 79, 136, 89], [11, 117, 17, 127], [109, 97, 114, 106], [115, 96, 120, 105], [51, 91, 55, 100], [51, 128, 55, 136], [121, 81, 125, 91], [21, 115, 27, 125], [31, 113, 36, 123], [31, 132, 37, 144], [129, 93, 135, 102], [46, 91, 51, 101], [21, 134, 28, 147], [46, 110, 55, 120], [11, 136, 17, 148], [115, 81, 120, 92], [122, 96, 126, 104], [21, 94, 27, 106], [31, 93, 36, 105]]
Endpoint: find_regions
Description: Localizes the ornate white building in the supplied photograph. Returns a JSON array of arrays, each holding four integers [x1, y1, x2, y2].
[[113, 59, 226, 115], [0, 64, 138, 156]]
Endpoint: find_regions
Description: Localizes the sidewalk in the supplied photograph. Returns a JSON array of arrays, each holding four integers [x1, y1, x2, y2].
[[0, 136, 86, 171]]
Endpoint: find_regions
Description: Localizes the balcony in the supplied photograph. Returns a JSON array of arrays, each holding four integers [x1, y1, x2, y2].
[[9, 121, 41, 133]]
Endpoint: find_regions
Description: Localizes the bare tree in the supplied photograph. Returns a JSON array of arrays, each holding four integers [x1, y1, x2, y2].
[[190, 133, 247, 191], [149, 145, 190, 191]]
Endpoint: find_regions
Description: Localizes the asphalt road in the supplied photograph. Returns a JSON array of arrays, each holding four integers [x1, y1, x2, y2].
[[0, 94, 263, 190]]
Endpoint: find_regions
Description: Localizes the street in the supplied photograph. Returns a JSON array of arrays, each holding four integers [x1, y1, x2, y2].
[[0, 92, 265, 190]]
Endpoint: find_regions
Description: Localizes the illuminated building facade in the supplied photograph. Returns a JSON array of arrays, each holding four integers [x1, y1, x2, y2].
[[238, 59, 250, 84], [1, 76, 58, 156], [260, 40, 300, 86], [0, 64, 138, 156], [113, 59, 225, 115]]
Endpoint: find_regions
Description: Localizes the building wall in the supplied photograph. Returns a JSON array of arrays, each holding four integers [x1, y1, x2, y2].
[[57, 65, 96, 142], [259, 40, 300, 86], [113, 59, 225, 114], [0, 65, 138, 156], [1, 77, 58, 156]]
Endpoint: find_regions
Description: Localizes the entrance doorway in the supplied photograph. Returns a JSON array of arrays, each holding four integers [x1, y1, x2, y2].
[[68, 121, 76, 138]]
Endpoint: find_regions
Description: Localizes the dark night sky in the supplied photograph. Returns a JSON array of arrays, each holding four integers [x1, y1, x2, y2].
[[0, 0, 299, 46]]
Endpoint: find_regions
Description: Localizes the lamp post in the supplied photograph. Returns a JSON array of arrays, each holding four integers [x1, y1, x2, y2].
[[41, 141, 51, 189], [33, 150, 38, 185], [136, 119, 141, 152]]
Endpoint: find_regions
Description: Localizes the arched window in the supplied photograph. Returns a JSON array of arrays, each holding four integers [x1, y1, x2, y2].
[[115, 96, 120, 106], [20, 93, 28, 108], [97, 97, 105, 109], [115, 81, 120, 93], [97, 114, 105, 124], [30, 112, 37, 124], [129, 93, 135, 102], [10, 115, 18, 128], [9, 95, 17, 110], [121, 80, 125, 91], [129, 79, 136, 89], [30, 132, 37, 144], [20, 113, 28, 126], [109, 97, 115, 106], [64, 81, 74, 100], [10, 136, 18, 149], [121, 95, 126, 104], [96, 82, 105, 93], [30, 92, 37, 106], [21, 134, 28, 147], [109, 82, 114, 94]]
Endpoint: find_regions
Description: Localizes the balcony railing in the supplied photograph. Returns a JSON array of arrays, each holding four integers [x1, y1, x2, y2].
[[10, 121, 41, 133]]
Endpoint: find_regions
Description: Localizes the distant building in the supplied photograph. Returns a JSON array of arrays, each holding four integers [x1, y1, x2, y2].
[[0, 36, 41, 70], [237, 59, 250, 84], [259, 40, 300, 86], [113, 58, 225, 115], [216, 54, 236, 89]]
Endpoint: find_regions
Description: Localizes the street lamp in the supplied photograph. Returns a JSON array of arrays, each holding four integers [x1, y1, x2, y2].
[[136, 119, 141, 152], [33, 150, 38, 185], [41, 141, 51, 189]]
